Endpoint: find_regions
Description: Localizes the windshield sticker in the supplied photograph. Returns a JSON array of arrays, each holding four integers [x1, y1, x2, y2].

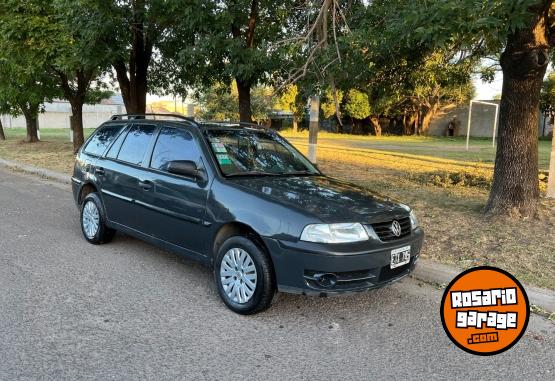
[[211, 142, 228, 153], [216, 154, 232, 165]]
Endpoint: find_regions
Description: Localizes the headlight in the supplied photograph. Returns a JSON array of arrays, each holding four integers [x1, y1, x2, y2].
[[300, 223, 369, 243], [409, 210, 419, 230]]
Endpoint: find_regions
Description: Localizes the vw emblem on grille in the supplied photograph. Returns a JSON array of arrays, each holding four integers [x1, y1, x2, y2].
[[390, 220, 402, 237]]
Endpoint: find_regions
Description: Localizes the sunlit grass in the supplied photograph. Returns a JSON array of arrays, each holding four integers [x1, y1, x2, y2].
[[281, 129, 552, 170]]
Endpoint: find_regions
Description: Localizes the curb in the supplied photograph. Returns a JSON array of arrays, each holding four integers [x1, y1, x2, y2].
[[1, 157, 554, 314], [413, 259, 555, 314], [0, 158, 71, 185]]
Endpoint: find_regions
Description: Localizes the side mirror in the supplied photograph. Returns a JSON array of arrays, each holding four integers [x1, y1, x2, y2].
[[167, 160, 207, 182]]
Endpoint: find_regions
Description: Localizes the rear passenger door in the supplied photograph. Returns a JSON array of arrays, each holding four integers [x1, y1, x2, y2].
[[96, 123, 158, 231], [139, 126, 210, 255]]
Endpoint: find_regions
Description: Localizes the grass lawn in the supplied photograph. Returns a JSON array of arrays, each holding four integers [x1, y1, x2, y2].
[[1, 127, 554, 289], [281, 130, 553, 170]]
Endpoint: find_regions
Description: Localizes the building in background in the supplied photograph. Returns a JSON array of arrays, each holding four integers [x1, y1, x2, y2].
[[429, 99, 549, 137], [0, 95, 124, 130]]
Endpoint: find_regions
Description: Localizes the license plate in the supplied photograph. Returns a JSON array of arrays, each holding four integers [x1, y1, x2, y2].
[[390, 245, 411, 269]]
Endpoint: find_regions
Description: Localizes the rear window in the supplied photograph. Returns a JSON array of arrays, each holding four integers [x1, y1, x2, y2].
[[83, 124, 124, 156]]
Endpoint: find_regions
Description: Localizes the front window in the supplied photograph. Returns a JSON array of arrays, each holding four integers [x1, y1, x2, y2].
[[150, 127, 201, 171], [205, 128, 319, 177]]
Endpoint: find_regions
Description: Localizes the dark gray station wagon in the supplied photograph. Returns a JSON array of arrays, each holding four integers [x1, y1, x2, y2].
[[72, 114, 424, 314]]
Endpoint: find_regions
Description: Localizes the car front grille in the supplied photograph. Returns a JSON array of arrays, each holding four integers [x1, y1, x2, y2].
[[370, 217, 411, 242]]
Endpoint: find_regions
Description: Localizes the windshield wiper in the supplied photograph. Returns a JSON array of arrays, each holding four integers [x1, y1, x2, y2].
[[278, 170, 318, 176], [225, 171, 282, 177]]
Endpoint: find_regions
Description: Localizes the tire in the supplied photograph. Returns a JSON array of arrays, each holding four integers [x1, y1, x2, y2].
[[80, 192, 116, 245], [214, 236, 276, 315]]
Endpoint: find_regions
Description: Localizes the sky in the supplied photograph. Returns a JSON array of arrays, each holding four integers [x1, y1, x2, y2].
[[473, 74, 502, 100]]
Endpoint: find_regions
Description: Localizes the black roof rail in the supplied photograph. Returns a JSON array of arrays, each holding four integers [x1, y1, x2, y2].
[[110, 113, 195, 122], [238, 121, 268, 129]]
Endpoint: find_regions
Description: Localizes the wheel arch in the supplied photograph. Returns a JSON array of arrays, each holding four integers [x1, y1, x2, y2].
[[211, 223, 275, 280], [78, 182, 99, 206], [212, 222, 261, 257]]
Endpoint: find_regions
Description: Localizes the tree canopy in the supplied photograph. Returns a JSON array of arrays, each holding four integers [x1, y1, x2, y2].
[[0, 0, 112, 147], [0, 0, 553, 218]]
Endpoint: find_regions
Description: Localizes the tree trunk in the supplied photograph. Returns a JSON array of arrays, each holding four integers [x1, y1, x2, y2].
[[236, 78, 252, 123], [114, 62, 148, 115], [405, 112, 416, 135], [0, 118, 5, 140], [70, 100, 85, 153], [292, 116, 298, 133], [421, 103, 438, 136], [25, 115, 39, 143], [113, 0, 152, 115], [57, 70, 93, 152], [485, 8, 549, 217], [229, 1, 258, 123], [21, 104, 40, 143], [370, 116, 382, 136], [414, 110, 421, 135]]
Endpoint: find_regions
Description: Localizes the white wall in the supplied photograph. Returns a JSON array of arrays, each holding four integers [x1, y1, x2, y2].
[[429, 101, 547, 137], [1, 102, 124, 129]]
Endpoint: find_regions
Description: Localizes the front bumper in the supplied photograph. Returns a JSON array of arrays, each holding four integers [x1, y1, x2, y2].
[[262, 228, 424, 296]]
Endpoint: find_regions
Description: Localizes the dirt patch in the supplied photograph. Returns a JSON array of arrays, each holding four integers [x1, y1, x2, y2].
[[0, 139, 76, 174]]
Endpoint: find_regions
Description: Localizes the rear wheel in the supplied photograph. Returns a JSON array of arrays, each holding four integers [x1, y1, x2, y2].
[[214, 236, 276, 314], [80, 192, 115, 244]]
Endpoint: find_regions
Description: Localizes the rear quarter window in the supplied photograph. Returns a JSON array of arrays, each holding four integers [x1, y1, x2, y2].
[[83, 125, 124, 156]]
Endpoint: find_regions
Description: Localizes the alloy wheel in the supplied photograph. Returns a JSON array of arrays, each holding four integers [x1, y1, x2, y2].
[[82, 201, 100, 239]]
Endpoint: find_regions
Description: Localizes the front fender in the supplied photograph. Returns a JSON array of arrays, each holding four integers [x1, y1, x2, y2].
[[207, 180, 317, 241]]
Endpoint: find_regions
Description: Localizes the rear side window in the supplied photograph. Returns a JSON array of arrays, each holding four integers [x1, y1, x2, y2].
[[150, 127, 201, 171], [117, 124, 157, 165], [83, 124, 124, 156], [106, 125, 130, 159]]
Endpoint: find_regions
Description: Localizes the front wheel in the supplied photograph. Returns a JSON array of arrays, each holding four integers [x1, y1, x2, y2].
[[214, 236, 276, 315], [80, 192, 115, 244]]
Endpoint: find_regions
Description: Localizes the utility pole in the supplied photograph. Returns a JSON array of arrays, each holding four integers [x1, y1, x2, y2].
[[308, 95, 319, 163], [36, 114, 41, 141], [187, 103, 195, 119]]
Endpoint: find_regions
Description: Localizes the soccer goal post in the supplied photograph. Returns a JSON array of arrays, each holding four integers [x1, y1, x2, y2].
[[465, 100, 500, 151]]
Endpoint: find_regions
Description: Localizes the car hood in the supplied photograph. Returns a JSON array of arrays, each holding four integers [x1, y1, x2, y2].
[[229, 175, 410, 224]]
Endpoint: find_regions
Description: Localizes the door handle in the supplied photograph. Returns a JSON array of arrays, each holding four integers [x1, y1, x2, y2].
[[138, 179, 153, 191], [95, 167, 105, 176]]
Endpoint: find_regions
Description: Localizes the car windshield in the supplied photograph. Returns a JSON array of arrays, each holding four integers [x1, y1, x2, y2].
[[205, 128, 320, 177]]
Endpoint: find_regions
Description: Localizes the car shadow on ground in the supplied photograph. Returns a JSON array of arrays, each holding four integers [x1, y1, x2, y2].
[[105, 230, 426, 322]]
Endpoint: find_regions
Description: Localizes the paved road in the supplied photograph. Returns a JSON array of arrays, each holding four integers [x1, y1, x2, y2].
[[0, 167, 554, 380]]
